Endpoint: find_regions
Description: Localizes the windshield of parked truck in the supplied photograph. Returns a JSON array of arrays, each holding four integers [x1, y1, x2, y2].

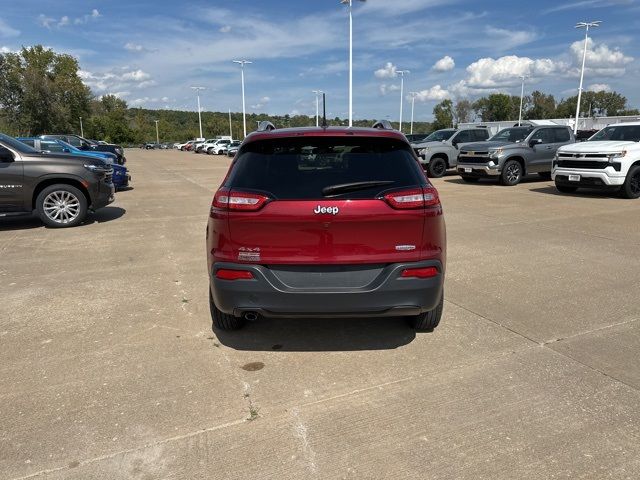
[[423, 130, 455, 142], [490, 127, 534, 143], [589, 125, 640, 142], [0, 133, 40, 154]]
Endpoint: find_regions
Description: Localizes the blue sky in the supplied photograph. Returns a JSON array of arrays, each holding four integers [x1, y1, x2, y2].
[[1, 0, 638, 121]]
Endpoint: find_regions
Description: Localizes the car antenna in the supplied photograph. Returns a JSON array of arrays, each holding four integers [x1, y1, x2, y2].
[[322, 92, 328, 128]]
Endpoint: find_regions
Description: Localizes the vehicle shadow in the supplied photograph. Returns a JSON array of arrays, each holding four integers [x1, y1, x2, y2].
[[116, 186, 134, 192], [530, 186, 618, 198], [214, 316, 418, 352], [90, 206, 126, 223], [443, 175, 549, 186], [0, 215, 42, 231]]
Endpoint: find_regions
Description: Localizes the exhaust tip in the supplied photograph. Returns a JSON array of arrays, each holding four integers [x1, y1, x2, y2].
[[244, 312, 258, 321]]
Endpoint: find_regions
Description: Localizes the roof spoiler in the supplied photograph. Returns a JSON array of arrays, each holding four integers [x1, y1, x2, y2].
[[257, 121, 276, 132], [372, 120, 394, 130]]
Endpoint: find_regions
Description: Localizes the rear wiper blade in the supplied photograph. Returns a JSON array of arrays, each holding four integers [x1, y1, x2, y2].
[[322, 181, 395, 196]]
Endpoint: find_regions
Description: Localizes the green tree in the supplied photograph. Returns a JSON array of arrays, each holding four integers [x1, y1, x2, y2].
[[432, 99, 454, 129], [0, 45, 91, 135], [525, 91, 557, 119], [472, 94, 516, 122], [454, 99, 473, 124]]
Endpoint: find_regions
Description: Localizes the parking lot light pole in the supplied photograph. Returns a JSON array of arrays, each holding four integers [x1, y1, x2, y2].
[[79, 117, 84, 137], [397, 70, 409, 132], [341, 0, 366, 127], [409, 92, 418, 134], [233, 60, 252, 138], [312, 90, 323, 127], [574, 21, 602, 134], [190, 86, 206, 139], [518, 75, 529, 126], [154, 120, 159, 145]]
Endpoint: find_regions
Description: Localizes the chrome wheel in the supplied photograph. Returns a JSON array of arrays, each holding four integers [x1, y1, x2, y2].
[[505, 163, 521, 183], [43, 190, 81, 224]]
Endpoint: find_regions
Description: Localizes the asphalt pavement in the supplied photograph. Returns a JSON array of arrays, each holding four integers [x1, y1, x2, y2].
[[1, 148, 639, 479]]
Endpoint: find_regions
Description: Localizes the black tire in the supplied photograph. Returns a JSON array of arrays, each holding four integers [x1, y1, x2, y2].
[[427, 157, 448, 178], [407, 294, 443, 331], [35, 184, 88, 228], [620, 165, 640, 199], [500, 159, 523, 186], [538, 172, 552, 180], [555, 184, 578, 194], [209, 289, 246, 330], [461, 175, 479, 183]]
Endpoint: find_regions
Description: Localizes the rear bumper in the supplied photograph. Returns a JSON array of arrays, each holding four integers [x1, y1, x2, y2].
[[210, 261, 444, 318]]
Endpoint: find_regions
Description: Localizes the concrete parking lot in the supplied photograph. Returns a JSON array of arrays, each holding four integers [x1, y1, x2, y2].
[[1, 148, 639, 479]]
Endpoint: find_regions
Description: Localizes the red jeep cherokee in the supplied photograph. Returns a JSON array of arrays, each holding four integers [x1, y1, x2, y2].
[[206, 123, 446, 331]]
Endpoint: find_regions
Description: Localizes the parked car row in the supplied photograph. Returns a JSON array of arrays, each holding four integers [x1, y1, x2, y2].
[[412, 122, 640, 198], [0, 132, 131, 228], [175, 137, 241, 156]]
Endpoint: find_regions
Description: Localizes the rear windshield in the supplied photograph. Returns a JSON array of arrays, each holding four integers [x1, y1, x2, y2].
[[589, 125, 640, 142], [227, 137, 426, 199]]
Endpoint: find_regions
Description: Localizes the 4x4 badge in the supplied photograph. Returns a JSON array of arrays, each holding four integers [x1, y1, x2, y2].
[[314, 206, 339, 215]]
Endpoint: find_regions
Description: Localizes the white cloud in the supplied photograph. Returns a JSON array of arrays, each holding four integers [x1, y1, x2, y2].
[[433, 56, 455, 72], [374, 62, 397, 79], [38, 9, 101, 29], [569, 37, 633, 77], [464, 55, 564, 89], [219, 25, 231, 33], [0, 18, 19, 38], [124, 43, 143, 52], [379, 84, 400, 96], [122, 69, 151, 81], [588, 83, 611, 92], [79, 68, 155, 93], [414, 85, 450, 102], [251, 96, 271, 109], [1, 46, 14, 53], [484, 26, 537, 50], [37, 14, 56, 29]]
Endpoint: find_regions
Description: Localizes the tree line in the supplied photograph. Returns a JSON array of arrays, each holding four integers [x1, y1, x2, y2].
[[431, 91, 639, 130], [1, 45, 638, 144]]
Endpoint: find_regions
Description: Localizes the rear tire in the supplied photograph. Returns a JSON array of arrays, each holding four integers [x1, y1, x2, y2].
[[407, 294, 443, 331], [620, 165, 640, 199], [209, 289, 246, 330], [36, 184, 88, 228], [461, 175, 479, 183], [427, 157, 448, 178], [555, 184, 578, 194]]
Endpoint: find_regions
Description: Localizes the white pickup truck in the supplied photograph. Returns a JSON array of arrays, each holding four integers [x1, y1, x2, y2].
[[552, 122, 640, 199]]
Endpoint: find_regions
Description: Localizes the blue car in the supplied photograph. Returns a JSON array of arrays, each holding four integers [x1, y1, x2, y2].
[[17, 137, 131, 190]]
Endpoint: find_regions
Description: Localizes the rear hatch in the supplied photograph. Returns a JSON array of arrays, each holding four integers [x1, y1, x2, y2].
[[219, 135, 436, 266]]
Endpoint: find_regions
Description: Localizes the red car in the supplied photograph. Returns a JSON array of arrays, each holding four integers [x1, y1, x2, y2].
[[206, 122, 446, 330]]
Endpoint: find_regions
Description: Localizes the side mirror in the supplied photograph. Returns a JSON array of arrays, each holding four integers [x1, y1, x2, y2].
[[62, 148, 71, 153], [529, 138, 542, 148]]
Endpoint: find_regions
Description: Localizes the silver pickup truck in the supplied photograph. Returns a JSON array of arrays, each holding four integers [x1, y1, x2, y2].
[[413, 127, 490, 178], [456, 125, 575, 186]]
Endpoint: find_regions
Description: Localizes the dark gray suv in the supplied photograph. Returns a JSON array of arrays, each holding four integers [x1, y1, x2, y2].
[[457, 126, 575, 185], [0, 133, 114, 228]]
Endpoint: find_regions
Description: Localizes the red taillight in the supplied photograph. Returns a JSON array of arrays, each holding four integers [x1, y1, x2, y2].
[[215, 269, 254, 280], [383, 187, 440, 209], [400, 267, 439, 279], [212, 188, 270, 212]]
